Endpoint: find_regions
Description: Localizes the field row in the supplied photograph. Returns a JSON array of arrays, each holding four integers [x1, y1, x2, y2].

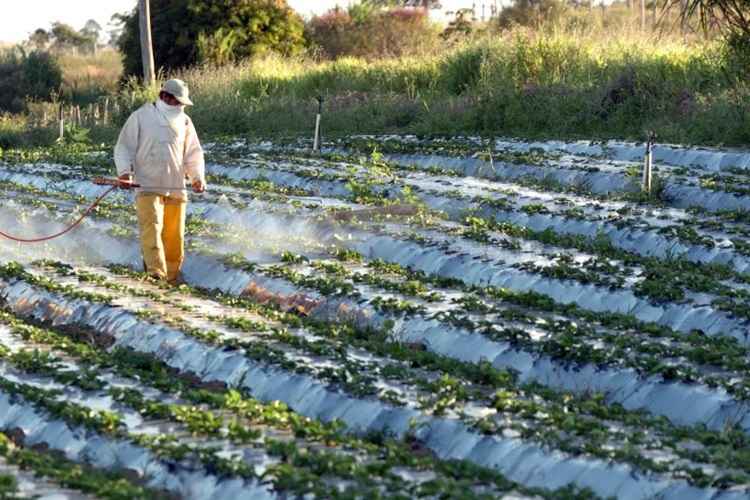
[[1, 137, 750, 499]]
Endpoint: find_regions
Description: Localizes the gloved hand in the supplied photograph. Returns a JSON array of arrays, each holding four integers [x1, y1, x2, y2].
[[117, 173, 135, 189], [192, 178, 206, 193]]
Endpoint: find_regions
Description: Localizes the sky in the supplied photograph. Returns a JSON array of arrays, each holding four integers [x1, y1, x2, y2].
[[0, 0, 346, 44], [0, 1, 492, 44]]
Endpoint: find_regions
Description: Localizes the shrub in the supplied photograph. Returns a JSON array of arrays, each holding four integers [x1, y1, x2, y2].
[[440, 42, 490, 94], [117, 0, 305, 78], [0, 49, 62, 113], [724, 32, 750, 81], [306, 6, 438, 59], [304, 8, 354, 59], [496, 0, 569, 30]]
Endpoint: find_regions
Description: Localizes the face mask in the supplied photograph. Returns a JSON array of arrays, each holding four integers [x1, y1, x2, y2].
[[156, 99, 185, 120], [156, 99, 186, 135]]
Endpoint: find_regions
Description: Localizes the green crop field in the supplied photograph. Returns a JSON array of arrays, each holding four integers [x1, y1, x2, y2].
[[0, 131, 750, 498], [0, 1, 749, 497]]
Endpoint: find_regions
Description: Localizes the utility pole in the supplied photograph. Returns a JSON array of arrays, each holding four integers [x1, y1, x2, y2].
[[139, 0, 156, 87], [680, 0, 687, 33], [640, 0, 646, 30]]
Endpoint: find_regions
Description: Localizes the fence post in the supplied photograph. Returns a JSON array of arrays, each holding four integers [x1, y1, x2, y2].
[[103, 98, 110, 124]]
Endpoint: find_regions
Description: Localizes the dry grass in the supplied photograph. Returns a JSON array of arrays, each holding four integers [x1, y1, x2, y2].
[[170, 13, 745, 145], [58, 49, 123, 104], [3, 3, 745, 147]]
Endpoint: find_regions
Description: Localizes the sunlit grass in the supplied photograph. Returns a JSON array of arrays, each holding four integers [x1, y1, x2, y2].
[[172, 20, 744, 145], [3, 5, 747, 147], [58, 49, 123, 104]]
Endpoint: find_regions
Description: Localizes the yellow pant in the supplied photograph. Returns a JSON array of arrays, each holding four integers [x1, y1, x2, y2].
[[135, 193, 186, 282]]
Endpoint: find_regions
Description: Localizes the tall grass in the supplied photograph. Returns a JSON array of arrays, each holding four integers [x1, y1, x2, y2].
[[58, 49, 123, 105], [176, 26, 747, 146], [4, 6, 748, 148]]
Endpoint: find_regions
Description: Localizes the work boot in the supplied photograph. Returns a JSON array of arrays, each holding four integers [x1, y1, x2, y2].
[[141, 261, 165, 282], [167, 273, 186, 287]]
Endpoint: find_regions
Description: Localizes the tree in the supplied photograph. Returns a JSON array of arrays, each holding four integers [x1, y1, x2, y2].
[[82, 19, 103, 40], [107, 13, 126, 48], [50, 22, 91, 52], [667, 0, 750, 39], [28, 28, 50, 50], [0, 48, 62, 113], [80, 19, 102, 54], [665, 0, 750, 75], [116, 0, 305, 77]]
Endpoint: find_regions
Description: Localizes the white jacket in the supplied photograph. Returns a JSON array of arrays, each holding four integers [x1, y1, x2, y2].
[[114, 103, 205, 201]]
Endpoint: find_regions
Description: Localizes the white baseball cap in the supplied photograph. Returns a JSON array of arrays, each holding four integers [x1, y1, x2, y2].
[[162, 78, 193, 106]]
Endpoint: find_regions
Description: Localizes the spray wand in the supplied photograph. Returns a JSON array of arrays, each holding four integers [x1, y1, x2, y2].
[[0, 177, 198, 244]]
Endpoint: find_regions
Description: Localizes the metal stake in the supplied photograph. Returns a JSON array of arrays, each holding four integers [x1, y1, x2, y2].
[[57, 105, 64, 142], [642, 131, 656, 194]]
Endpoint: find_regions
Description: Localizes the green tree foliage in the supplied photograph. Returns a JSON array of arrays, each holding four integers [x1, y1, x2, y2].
[[0, 49, 62, 113], [50, 22, 93, 52], [306, 4, 438, 59], [667, 0, 750, 74], [669, 0, 750, 39], [28, 29, 50, 50], [82, 19, 103, 39], [80, 19, 103, 53], [116, 0, 305, 78]]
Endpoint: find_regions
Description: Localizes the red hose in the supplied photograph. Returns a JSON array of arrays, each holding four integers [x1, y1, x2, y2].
[[0, 185, 118, 243]]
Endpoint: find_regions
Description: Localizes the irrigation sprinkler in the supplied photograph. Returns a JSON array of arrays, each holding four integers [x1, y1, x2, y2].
[[642, 131, 656, 194], [313, 96, 324, 153]]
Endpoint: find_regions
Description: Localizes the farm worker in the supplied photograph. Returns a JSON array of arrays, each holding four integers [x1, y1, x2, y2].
[[114, 79, 206, 285]]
